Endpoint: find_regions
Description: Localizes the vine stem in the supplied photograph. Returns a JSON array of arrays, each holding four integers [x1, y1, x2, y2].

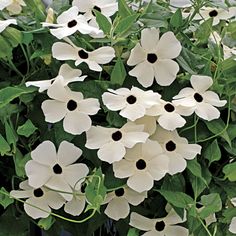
[[198, 217, 213, 236], [0, 189, 97, 224]]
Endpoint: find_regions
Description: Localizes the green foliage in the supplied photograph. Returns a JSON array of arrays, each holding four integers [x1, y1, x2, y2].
[[0, 188, 14, 209], [17, 119, 37, 137]]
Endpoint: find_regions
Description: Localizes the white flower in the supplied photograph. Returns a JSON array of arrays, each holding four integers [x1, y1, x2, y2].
[[134, 116, 157, 135], [25, 63, 86, 92], [229, 217, 236, 234], [72, 0, 118, 26], [0, 0, 26, 15], [127, 28, 181, 87], [129, 208, 188, 236], [151, 126, 202, 175], [231, 197, 236, 206], [25, 140, 89, 201], [64, 183, 87, 216], [103, 186, 147, 221], [52, 40, 115, 72], [42, 80, 100, 135], [146, 99, 191, 131], [172, 75, 227, 121], [10, 180, 65, 219], [194, 7, 236, 26], [42, 6, 102, 39], [85, 122, 149, 163], [113, 139, 169, 193], [0, 0, 10, 10], [170, 0, 192, 8], [0, 19, 17, 33], [102, 87, 161, 121]]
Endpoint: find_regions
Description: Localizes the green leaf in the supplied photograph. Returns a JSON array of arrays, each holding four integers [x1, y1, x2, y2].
[[161, 174, 185, 192], [14, 150, 31, 177], [170, 9, 183, 28], [0, 134, 11, 156], [0, 86, 36, 109], [0, 206, 30, 236], [223, 162, 236, 181], [17, 119, 37, 137], [205, 119, 231, 146], [85, 168, 107, 212], [106, 111, 126, 127], [2, 27, 22, 48], [158, 190, 194, 208], [187, 159, 208, 185], [118, 0, 132, 18], [0, 187, 14, 209], [5, 120, 18, 150], [127, 228, 139, 236], [199, 193, 222, 218], [94, 10, 112, 35], [22, 32, 33, 45], [110, 57, 127, 85], [0, 35, 12, 58], [38, 216, 55, 230], [203, 139, 221, 166], [114, 14, 138, 36], [195, 18, 213, 44]]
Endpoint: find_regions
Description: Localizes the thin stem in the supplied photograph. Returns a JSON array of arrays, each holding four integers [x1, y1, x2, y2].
[[0, 189, 96, 224], [198, 217, 213, 236], [180, 117, 199, 134]]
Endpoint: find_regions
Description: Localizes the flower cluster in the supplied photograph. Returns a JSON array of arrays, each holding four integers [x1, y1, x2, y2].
[[0, 0, 235, 235]]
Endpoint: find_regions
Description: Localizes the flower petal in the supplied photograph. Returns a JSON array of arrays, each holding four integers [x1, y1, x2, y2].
[[190, 75, 213, 92], [141, 28, 160, 53], [24, 198, 51, 219], [195, 103, 220, 121], [129, 212, 156, 231], [127, 43, 146, 66], [127, 172, 153, 192], [64, 163, 89, 188], [156, 31, 182, 59], [52, 42, 78, 61], [158, 113, 186, 131], [78, 98, 100, 115], [85, 126, 113, 149], [153, 59, 179, 86], [113, 159, 135, 178], [124, 187, 147, 205], [57, 141, 82, 166], [64, 197, 86, 216], [41, 100, 67, 123], [89, 46, 115, 64], [129, 61, 154, 88], [63, 112, 92, 135], [30, 141, 57, 166], [25, 161, 51, 188], [98, 142, 126, 163], [105, 197, 130, 220]]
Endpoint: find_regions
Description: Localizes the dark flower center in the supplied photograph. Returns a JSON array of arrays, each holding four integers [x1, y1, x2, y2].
[[67, 100, 77, 111], [126, 95, 137, 104], [136, 159, 146, 170], [165, 140, 176, 152], [53, 164, 63, 174], [112, 131, 122, 141], [78, 50, 89, 59], [194, 93, 203, 103], [155, 221, 165, 231], [209, 10, 218, 17], [115, 188, 124, 197], [147, 53, 158, 63], [33, 188, 44, 198], [164, 103, 175, 112], [92, 5, 101, 16], [67, 19, 77, 28], [80, 183, 87, 193]]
